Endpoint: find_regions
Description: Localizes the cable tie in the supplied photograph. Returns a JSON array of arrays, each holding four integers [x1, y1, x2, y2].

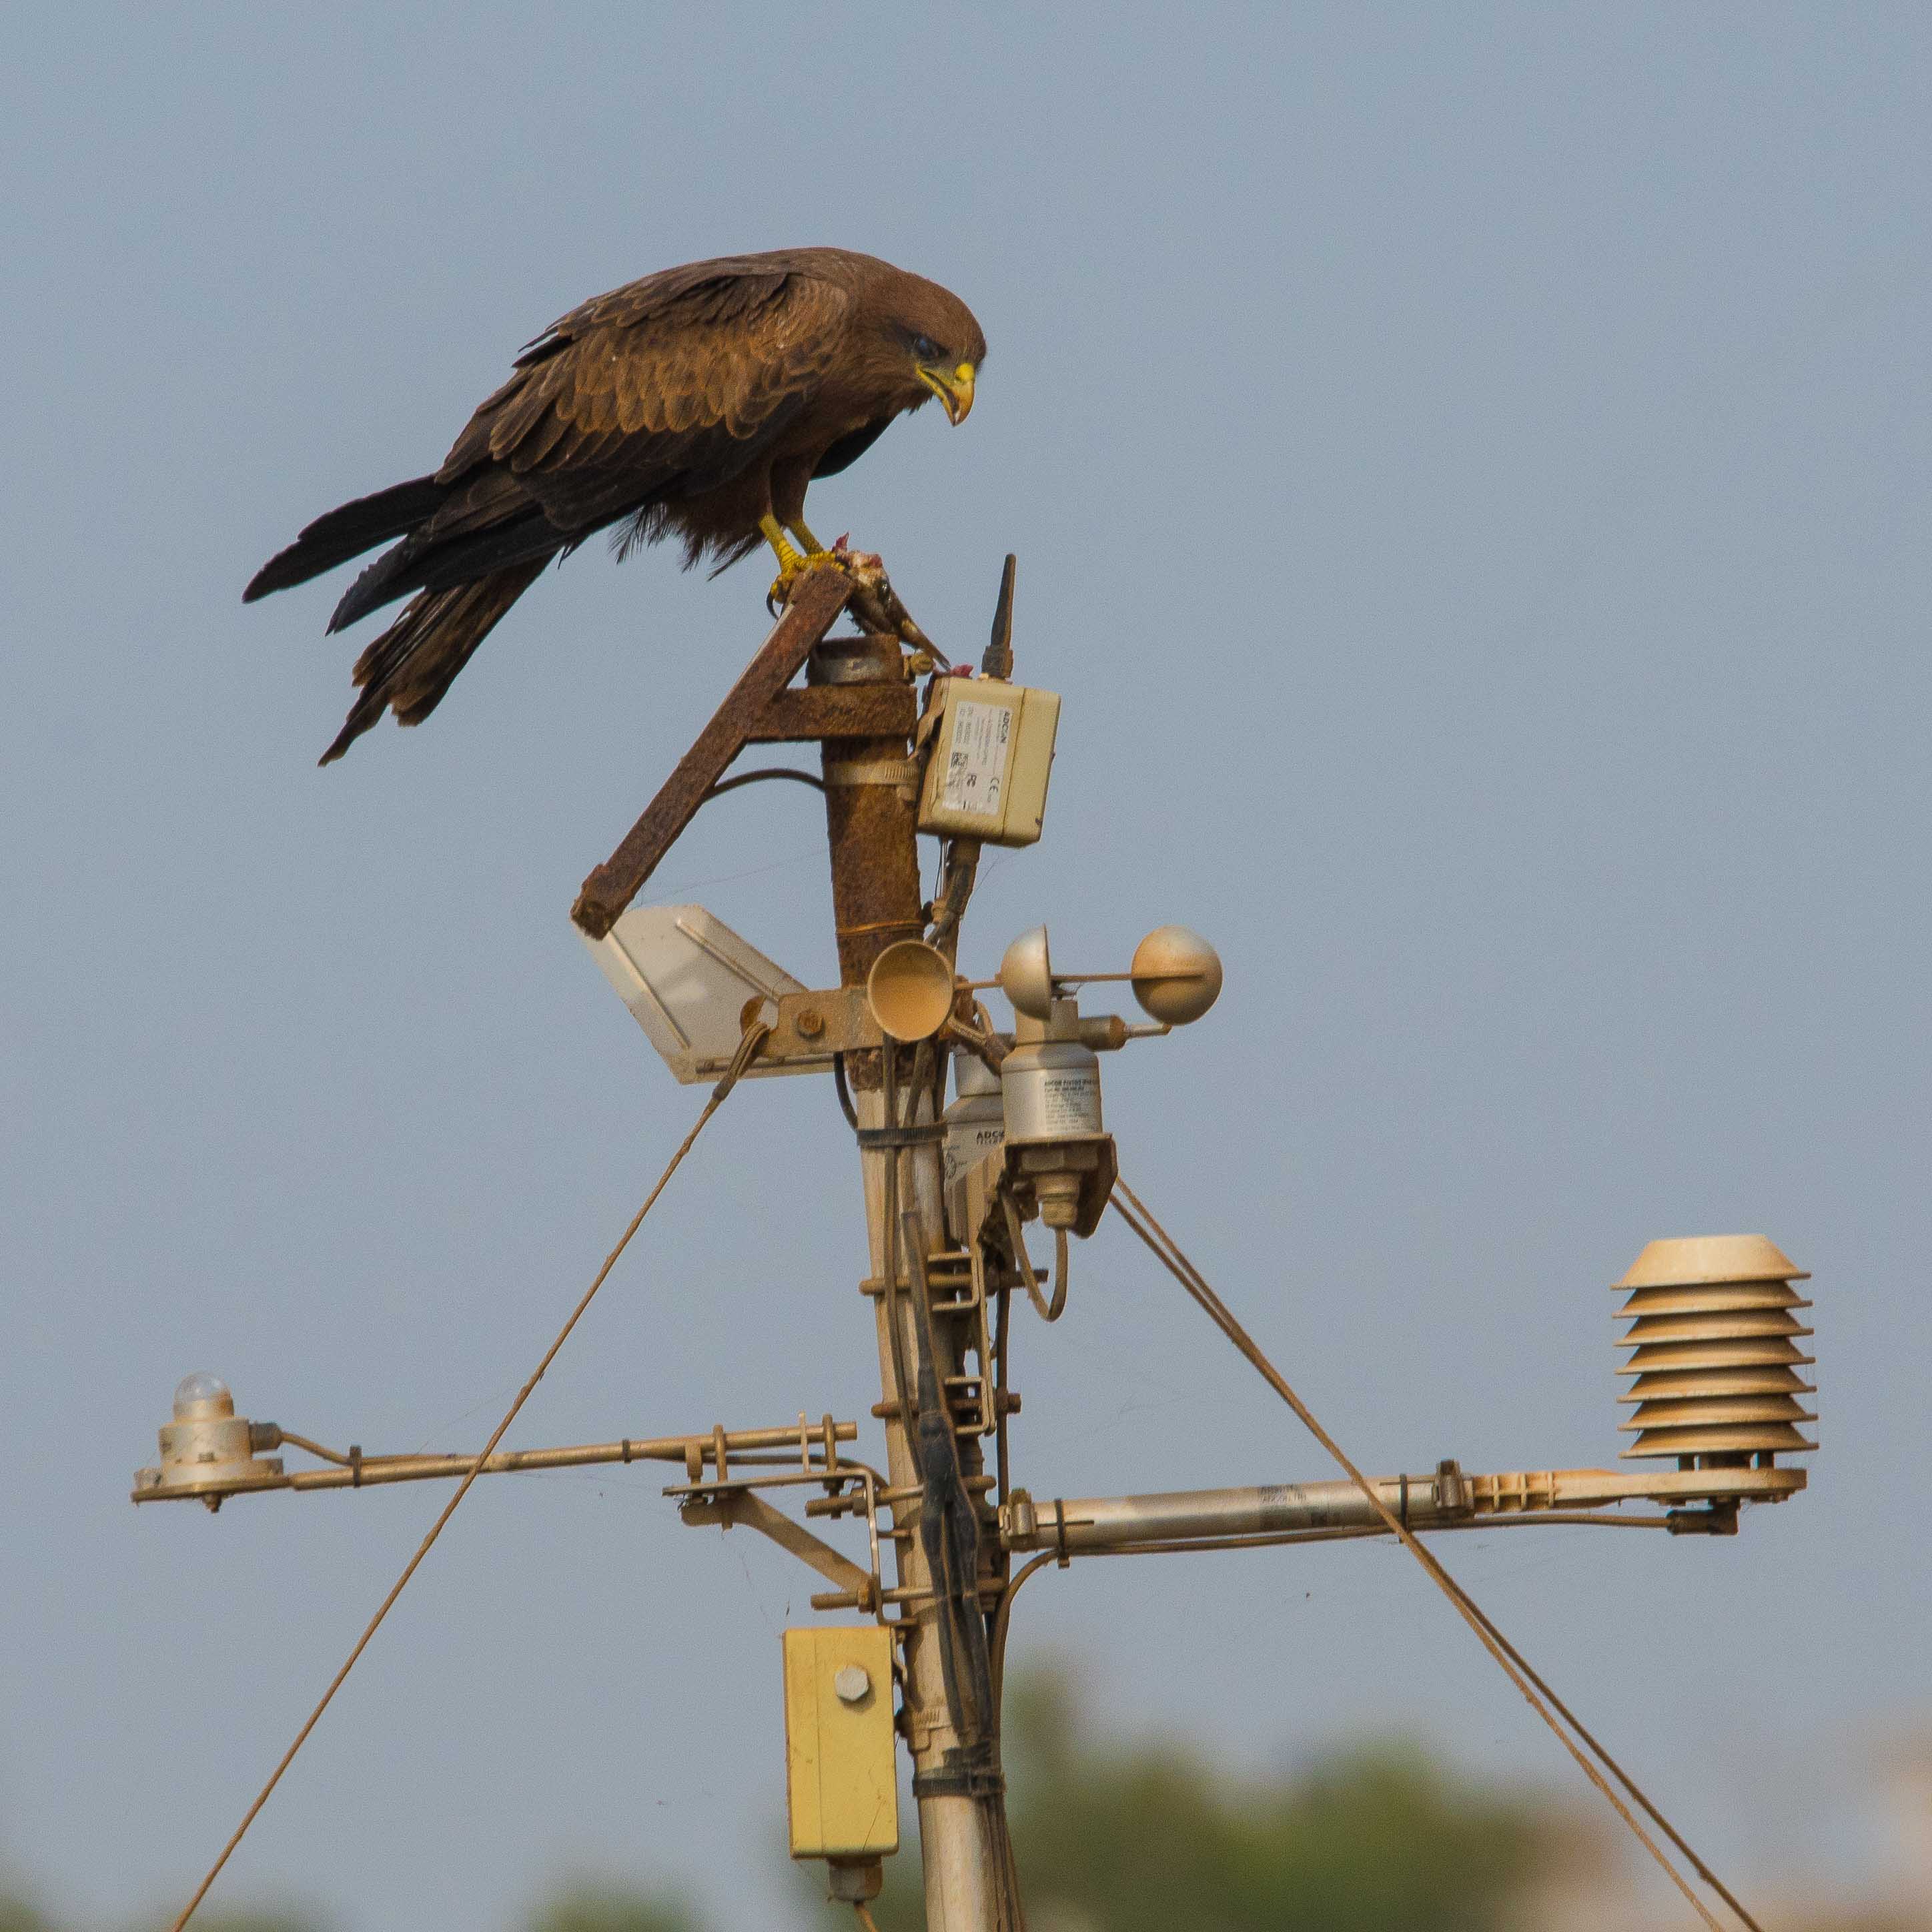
[[855, 1123, 945, 1149], [824, 758, 921, 789], [835, 915, 925, 939]]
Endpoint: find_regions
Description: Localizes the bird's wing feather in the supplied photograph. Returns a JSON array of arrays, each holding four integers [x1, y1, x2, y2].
[[437, 269, 853, 531], [323, 262, 862, 630]]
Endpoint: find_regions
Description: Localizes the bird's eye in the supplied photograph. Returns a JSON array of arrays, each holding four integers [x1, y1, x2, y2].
[[911, 334, 940, 361]]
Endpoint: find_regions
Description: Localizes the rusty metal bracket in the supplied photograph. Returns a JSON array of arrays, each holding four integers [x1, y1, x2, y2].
[[572, 567, 856, 938]]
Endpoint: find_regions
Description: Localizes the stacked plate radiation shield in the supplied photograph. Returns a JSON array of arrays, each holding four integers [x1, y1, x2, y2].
[[1615, 1235, 1816, 1464]]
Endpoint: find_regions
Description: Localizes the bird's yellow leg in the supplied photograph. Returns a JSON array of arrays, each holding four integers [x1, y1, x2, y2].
[[760, 513, 810, 608], [759, 513, 804, 575], [786, 516, 833, 560], [761, 512, 843, 609]]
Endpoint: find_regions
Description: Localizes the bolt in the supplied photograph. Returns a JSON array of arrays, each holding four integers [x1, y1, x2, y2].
[[1036, 1173, 1083, 1230], [833, 1664, 871, 1705], [798, 1007, 826, 1039]]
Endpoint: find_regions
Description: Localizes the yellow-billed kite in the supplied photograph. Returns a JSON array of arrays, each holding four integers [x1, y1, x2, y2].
[[246, 249, 985, 763]]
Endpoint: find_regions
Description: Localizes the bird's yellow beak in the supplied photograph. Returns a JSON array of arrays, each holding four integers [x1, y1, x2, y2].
[[919, 362, 977, 426]]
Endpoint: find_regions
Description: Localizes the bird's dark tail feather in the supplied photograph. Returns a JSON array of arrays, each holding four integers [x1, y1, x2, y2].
[[245, 474, 451, 602], [325, 502, 563, 634], [319, 558, 547, 765]]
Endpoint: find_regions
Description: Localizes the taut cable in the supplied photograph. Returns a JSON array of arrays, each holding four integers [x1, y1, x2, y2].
[[1109, 1176, 1761, 1932], [167, 1018, 772, 1932]]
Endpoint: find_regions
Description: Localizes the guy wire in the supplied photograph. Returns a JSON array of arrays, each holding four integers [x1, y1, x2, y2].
[[1108, 1177, 1762, 1932], [166, 1017, 773, 1932]]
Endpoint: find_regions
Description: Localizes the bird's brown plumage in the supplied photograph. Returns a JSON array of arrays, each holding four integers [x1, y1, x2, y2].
[[244, 248, 985, 763]]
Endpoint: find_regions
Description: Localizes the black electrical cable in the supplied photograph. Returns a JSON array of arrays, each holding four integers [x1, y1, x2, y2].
[[700, 767, 826, 801]]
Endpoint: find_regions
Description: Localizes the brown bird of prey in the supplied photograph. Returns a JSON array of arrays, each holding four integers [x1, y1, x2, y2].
[[244, 248, 985, 763]]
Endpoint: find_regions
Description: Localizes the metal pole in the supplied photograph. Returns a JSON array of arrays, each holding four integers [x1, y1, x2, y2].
[[813, 633, 1009, 1932]]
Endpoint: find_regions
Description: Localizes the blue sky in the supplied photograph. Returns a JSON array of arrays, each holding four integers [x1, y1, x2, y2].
[[3, 6, 1929, 1928]]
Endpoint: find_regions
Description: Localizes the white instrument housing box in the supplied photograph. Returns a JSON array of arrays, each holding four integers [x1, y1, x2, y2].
[[916, 677, 1059, 846]]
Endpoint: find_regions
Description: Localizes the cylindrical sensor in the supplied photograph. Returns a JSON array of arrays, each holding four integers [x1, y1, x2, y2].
[[1000, 1037, 1102, 1143], [942, 1051, 1007, 1241]]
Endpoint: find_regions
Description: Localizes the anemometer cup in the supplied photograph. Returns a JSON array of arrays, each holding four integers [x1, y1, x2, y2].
[[867, 940, 957, 1042], [997, 922, 1224, 1027], [1129, 926, 1223, 1027], [997, 926, 1057, 1020]]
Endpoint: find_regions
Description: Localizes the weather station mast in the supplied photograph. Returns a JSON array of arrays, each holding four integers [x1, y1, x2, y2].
[[139, 548, 1817, 1932]]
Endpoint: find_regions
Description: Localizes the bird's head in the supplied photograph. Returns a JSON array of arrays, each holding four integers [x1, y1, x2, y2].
[[887, 280, 986, 426]]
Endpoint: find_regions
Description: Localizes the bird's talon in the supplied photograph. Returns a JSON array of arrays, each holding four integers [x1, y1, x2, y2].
[[767, 545, 851, 610]]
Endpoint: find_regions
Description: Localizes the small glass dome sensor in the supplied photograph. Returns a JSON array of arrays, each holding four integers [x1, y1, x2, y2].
[[173, 1372, 233, 1418]]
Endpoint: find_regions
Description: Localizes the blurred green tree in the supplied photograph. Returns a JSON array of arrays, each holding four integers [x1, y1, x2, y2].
[[808, 1666, 1551, 1932], [0, 1891, 49, 1932], [8, 1881, 340, 1932], [525, 1880, 706, 1932], [171, 1915, 329, 1932]]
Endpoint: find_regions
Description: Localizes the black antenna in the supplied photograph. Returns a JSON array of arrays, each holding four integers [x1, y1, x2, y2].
[[982, 554, 1017, 679]]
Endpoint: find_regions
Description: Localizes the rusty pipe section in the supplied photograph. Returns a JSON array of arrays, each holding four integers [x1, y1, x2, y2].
[[1001, 1466, 1473, 1554], [813, 634, 926, 996]]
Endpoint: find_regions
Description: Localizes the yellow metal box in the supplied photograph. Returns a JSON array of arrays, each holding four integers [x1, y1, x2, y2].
[[917, 677, 1060, 847], [783, 1626, 899, 1860]]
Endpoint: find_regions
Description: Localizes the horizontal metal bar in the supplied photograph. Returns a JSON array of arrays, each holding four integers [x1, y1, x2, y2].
[[744, 683, 917, 743], [663, 1462, 887, 1500], [1001, 1460, 1803, 1554], [1468, 1464, 1805, 1509], [293, 1422, 859, 1492], [1068, 1513, 1678, 1558], [133, 1421, 859, 1504], [1001, 1473, 1469, 1552]]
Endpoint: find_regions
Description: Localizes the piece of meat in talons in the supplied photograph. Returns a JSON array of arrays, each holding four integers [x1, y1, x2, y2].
[[765, 543, 947, 666], [827, 544, 949, 666]]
